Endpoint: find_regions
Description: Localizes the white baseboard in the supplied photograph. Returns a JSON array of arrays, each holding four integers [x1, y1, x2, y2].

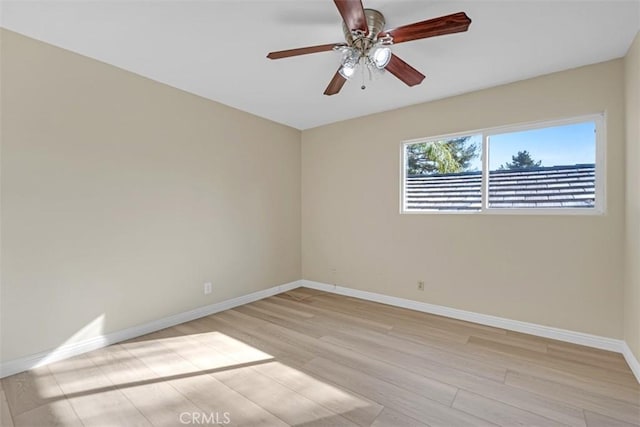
[[302, 280, 640, 383], [0, 280, 302, 378], [621, 342, 640, 383]]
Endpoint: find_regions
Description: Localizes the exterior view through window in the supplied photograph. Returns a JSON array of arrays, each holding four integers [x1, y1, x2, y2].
[[404, 134, 482, 211], [402, 115, 603, 214]]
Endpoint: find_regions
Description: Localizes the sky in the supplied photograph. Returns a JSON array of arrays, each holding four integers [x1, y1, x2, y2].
[[462, 121, 596, 171]]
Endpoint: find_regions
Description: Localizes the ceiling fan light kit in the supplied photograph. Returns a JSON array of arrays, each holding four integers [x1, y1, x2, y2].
[[267, 0, 471, 96], [336, 42, 390, 88], [370, 45, 392, 69], [335, 11, 392, 82]]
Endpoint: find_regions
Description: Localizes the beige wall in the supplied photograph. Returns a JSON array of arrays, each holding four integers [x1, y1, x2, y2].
[[1, 27, 635, 366], [0, 29, 301, 362], [302, 60, 626, 338], [625, 31, 640, 361]]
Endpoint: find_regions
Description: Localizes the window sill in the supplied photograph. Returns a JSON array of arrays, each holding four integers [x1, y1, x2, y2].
[[401, 208, 605, 216]]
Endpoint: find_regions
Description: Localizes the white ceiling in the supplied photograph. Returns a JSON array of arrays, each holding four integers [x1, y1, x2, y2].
[[1, 1, 639, 130]]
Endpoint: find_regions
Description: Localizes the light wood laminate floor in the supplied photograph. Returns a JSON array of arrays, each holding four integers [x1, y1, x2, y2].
[[2, 287, 639, 426]]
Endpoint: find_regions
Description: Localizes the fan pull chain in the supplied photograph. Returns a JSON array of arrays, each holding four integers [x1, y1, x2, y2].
[[360, 58, 366, 90]]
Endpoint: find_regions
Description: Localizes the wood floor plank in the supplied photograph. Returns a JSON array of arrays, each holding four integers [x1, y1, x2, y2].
[[174, 316, 298, 365], [389, 321, 472, 344], [46, 354, 152, 426], [311, 293, 507, 336], [253, 361, 384, 427], [148, 326, 358, 426], [505, 363, 640, 406], [281, 288, 326, 300], [469, 331, 549, 353], [245, 301, 318, 324], [394, 328, 640, 403], [234, 304, 326, 339], [12, 398, 81, 427], [1, 387, 15, 427], [1, 365, 84, 427], [291, 298, 396, 332], [452, 389, 564, 426], [1, 366, 66, 418], [203, 305, 460, 411], [497, 332, 631, 374], [545, 340, 628, 364], [584, 410, 640, 427], [270, 296, 400, 337], [85, 344, 205, 426], [275, 292, 470, 344], [303, 356, 497, 427], [547, 345, 632, 374], [370, 407, 429, 427], [468, 336, 639, 388], [258, 321, 460, 406], [253, 299, 316, 319], [182, 310, 385, 426], [121, 332, 289, 427], [206, 311, 317, 366], [324, 330, 587, 426], [308, 310, 395, 334], [214, 363, 358, 427], [325, 328, 507, 382], [505, 370, 640, 425]]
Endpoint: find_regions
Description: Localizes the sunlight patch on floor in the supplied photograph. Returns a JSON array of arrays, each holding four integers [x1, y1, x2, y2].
[[15, 327, 380, 425]]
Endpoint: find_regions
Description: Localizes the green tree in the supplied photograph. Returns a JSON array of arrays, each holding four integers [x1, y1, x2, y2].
[[406, 137, 478, 175], [499, 150, 542, 170]]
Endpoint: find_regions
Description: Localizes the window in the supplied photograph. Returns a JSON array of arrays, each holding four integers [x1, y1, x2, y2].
[[403, 133, 483, 211], [401, 114, 605, 214]]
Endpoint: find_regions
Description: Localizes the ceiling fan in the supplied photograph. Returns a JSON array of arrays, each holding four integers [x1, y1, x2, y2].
[[267, 0, 471, 96]]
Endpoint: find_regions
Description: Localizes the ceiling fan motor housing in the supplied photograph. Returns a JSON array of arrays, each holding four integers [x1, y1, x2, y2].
[[342, 8, 386, 50]]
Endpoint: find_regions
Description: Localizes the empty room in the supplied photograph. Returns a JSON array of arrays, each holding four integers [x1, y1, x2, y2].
[[1, 0, 640, 426]]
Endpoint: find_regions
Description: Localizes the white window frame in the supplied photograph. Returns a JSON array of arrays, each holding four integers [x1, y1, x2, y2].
[[400, 113, 606, 215]]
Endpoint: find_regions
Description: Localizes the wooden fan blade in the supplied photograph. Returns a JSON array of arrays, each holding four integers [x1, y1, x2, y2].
[[324, 68, 347, 95], [267, 43, 342, 59], [379, 12, 471, 44], [333, 0, 368, 34], [385, 54, 425, 87]]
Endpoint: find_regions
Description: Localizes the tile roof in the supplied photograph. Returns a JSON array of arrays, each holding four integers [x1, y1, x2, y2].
[[405, 164, 596, 211]]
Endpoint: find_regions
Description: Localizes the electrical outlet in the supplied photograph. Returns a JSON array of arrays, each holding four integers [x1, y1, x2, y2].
[[417, 281, 425, 291], [204, 282, 212, 295]]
